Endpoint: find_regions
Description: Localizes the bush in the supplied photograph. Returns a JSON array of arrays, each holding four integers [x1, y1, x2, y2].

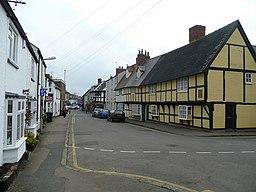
[[25, 132, 39, 145]]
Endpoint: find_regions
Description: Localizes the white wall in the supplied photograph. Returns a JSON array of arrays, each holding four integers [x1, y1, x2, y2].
[[0, 4, 8, 166]]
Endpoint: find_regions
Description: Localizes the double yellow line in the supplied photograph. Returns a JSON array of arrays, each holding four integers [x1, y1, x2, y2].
[[70, 116, 213, 192]]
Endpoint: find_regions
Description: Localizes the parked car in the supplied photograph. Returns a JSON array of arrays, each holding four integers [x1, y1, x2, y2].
[[98, 109, 110, 119], [92, 108, 103, 117], [107, 110, 125, 122]]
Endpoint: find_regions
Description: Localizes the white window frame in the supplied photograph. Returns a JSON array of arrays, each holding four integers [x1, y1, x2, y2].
[[177, 77, 188, 92], [149, 84, 156, 94], [131, 87, 135, 94], [132, 104, 141, 116], [8, 25, 18, 63], [178, 105, 192, 120], [31, 58, 35, 80], [6, 98, 26, 146], [28, 100, 37, 127], [121, 89, 125, 95], [151, 105, 159, 116], [245, 73, 252, 84]]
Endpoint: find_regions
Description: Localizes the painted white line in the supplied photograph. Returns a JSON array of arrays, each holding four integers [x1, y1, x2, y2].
[[120, 150, 136, 153], [84, 147, 95, 151], [218, 151, 234, 154], [196, 152, 212, 154], [169, 151, 187, 154], [65, 144, 80, 149], [143, 151, 161, 153], [240, 151, 255, 154], [100, 149, 114, 152]]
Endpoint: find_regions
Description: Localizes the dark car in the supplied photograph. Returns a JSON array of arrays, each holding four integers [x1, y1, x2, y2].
[[98, 109, 110, 119], [92, 108, 102, 117], [107, 110, 125, 122]]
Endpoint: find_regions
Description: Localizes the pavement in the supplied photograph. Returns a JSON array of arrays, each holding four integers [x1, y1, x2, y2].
[[125, 118, 256, 137]]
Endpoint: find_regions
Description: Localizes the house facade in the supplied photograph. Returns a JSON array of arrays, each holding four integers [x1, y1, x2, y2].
[[0, 1, 40, 166], [105, 67, 125, 110], [83, 78, 106, 112], [116, 20, 256, 130]]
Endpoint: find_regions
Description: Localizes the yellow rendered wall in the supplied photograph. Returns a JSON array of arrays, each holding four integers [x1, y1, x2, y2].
[[211, 45, 228, 68], [227, 28, 246, 46], [189, 89, 196, 101], [230, 46, 243, 69], [208, 70, 223, 101], [197, 73, 204, 86], [225, 71, 243, 102], [177, 92, 187, 101], [245, 48, 256, 70], [213, 104, 225, 129], [193, 106, 201, 127], [246, 73, 256, 102], [237, 105, 256, 128]]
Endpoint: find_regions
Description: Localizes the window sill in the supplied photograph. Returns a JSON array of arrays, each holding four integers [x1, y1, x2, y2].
[[3, 137, 26, 150], [7, 58, 19, 69]]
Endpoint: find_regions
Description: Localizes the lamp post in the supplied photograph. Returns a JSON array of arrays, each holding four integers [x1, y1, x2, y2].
[[38, 56, 56, 131]]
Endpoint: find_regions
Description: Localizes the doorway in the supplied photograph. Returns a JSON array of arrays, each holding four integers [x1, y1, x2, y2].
[[225, 104, 236, 129]]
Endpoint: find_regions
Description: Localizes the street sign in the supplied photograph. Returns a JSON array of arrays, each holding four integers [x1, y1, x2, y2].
[[40, 89, 44, 96]]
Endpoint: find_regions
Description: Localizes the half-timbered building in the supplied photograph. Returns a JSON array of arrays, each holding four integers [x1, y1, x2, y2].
[[116, 20, 256, 130]]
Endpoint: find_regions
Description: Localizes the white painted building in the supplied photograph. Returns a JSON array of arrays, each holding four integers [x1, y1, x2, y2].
[[105, 67, 125, 110], [0, 1, 39, 166]]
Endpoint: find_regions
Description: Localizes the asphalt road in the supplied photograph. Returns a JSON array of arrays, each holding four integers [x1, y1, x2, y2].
[[7, 110, 256, 192], [70, 111, 256, 192]]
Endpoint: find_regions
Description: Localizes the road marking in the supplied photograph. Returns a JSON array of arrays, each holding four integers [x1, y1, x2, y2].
[[100, 149, 114, 152], [169, 151, 187, 154], [240, 151, 255, 153], [196, 152, 212, 154], [84, 147, 95, 151], [120, 150, 136, 153], [143, 151, 161, 153], [218, 151, 234, 154], [70, 115, 210, 192], [65, 144, 80, 149]]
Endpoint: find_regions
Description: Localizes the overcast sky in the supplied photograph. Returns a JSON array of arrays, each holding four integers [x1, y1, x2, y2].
[[12, 0, 256, 96]]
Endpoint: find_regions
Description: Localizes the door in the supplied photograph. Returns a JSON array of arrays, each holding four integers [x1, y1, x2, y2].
[[225, 104, 236, 129]]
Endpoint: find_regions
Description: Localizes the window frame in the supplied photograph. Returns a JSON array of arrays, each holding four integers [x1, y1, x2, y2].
[[132, 104, 141, 116], [5, 98, 26, 146], [8, 25, 18, 64], [178, 105, 192, 120], [177, 77, 188, 92], [149, 84, 156, 94], [245, 73, 252, 84], [151, 105, 159, 116]]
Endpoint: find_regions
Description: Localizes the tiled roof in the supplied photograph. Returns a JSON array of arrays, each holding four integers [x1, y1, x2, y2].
[[141, 20, 256, 86]]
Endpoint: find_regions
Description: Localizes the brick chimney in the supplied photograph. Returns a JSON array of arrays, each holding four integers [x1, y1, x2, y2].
[[116, 66, 125, 75], [97, 78, 102, 85], [189, 25, 206, 43], [136, 49, 150, 66]]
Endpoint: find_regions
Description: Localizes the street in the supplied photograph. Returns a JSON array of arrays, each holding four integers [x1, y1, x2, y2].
[[8, 110, 256, 192], [68, 110, 256, 192]]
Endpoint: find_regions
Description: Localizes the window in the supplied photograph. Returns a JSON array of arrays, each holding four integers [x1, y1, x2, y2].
[[149, 84, 156, 94], [121, 89, 125, 95], [245, 73, 252, 84], [6, 99, 25, 146], [132, 104, 141, 115], [8, 26, 18, 63], [131, 87, 135, 94], [31, 58, 35, 79], [178, 105, 192, 120], [151, 105, 159, 116], [198, 89, 203, 98], [28, 101, 37, 127], [177, 77, 188, 92]]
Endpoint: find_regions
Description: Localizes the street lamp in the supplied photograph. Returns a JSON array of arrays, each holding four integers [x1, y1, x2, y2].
[[44, 56, 56, 61]]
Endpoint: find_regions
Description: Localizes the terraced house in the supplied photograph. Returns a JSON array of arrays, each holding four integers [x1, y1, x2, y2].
[[116, 20, 256, 130]]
